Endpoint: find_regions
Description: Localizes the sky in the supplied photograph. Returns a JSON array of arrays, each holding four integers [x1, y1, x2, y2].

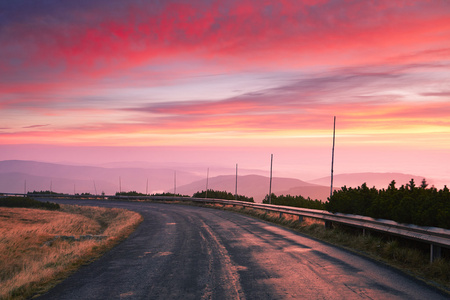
[[1, 0, 450, 184]]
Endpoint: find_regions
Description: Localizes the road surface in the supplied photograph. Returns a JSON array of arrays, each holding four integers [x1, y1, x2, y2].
[[37, 200, 448, 299]]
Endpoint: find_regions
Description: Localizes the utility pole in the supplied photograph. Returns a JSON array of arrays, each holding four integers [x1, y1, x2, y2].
[[93, 180, 97, 195], [269, 154, 273, 204], [205, 168, 209, 198], [146, 178, 149, 195], [330, 116, 336, 199], [235, 164, 238, 200], [174, 171, 177, 195], [24, 180, 27, 195], [119, 176, 122, 193]]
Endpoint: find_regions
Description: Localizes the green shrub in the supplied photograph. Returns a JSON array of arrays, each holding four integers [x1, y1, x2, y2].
[[327, 179, 450, 229], [193, 189, 254, 202], [262, 193, 326, 210], [115, 191, 147, 196], [0, 197, 60, 210]]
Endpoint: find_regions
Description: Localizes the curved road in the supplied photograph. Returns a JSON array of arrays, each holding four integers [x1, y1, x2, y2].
[[37, 200, 448, 299]]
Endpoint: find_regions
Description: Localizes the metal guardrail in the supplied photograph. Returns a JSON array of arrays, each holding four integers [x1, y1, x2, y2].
[[2, 193, 449, 262]]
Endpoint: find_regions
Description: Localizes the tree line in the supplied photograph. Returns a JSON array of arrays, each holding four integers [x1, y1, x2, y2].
[[193, 190, 254, 202], [0, 196, 60, 210], [327, 179, 450, 229], [262, 193, 326, 210], [258, 179, 449, 229]]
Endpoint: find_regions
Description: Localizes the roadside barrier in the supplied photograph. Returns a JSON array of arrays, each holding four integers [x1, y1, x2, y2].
[[3, 193, 449, 262]]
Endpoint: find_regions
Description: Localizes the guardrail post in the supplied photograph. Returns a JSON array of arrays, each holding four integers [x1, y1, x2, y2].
[[430, 244, 441, 263], [298, 215, 304, 223], [279, 212, 283, 219], [325, 220, 333, 229]]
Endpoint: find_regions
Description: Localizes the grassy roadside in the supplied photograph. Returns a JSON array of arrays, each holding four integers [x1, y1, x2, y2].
[[0, 204, 143, 300], [188, 202, 450, 295]]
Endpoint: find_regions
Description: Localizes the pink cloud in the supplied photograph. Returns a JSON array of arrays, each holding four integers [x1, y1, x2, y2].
[[1, 0, 449, 80], [1, 1, 449, 154], [22, 124, 51, 129]]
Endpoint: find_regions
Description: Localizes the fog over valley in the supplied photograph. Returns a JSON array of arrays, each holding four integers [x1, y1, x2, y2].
[[1, 160, 443, 203]]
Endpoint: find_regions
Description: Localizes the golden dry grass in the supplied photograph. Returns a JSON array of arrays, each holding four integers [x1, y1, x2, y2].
[[0, 204, 142, 300]]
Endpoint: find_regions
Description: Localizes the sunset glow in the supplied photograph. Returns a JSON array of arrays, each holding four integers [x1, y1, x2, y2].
[[1, 0, 449, 183]]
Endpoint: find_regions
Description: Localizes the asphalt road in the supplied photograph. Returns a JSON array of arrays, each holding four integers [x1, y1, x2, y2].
[[37, 200, 448, 299]]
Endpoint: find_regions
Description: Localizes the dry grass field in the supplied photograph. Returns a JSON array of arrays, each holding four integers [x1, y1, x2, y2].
[[0, 204, 142, 300]]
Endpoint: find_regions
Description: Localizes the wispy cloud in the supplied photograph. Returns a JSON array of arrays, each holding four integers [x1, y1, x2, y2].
[[22, 124, 51, 129], [121, 63, 449, 128]]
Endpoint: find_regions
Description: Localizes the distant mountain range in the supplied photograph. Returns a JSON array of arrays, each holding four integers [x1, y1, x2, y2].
[[311, 173, 432, 190], [0, 160, 202, 196], [176, 174, 330, 202], [0, 160, 445, 202]]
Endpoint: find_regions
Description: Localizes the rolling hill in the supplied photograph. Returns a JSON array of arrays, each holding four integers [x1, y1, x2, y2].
[[1, 160, 444, 203], [311, 172, 435, 190], [0, 160, 202, 195], [176, 174, 330, 202]]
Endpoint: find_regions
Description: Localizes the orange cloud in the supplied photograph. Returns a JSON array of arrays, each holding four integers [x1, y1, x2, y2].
[[2, 95, 448, 149]]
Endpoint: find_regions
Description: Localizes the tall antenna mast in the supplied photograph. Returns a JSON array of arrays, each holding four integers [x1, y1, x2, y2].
[[330, 116, 336, 199], [269, 154, 273, 204]]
